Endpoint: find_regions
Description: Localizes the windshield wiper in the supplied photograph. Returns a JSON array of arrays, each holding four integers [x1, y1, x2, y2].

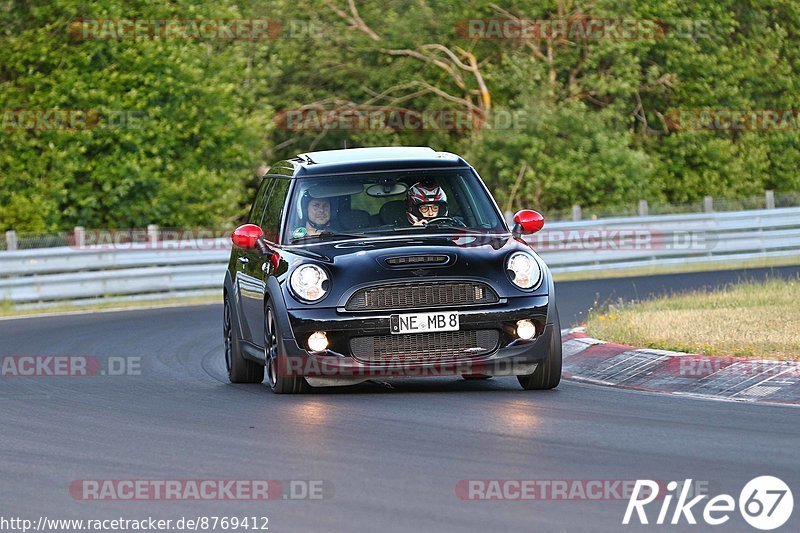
[[291, 230, 366, 242], [388, 224, 481, 233], [422, 221, 469, 230]]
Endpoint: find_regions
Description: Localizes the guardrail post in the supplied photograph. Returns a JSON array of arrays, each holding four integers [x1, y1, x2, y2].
[[703, 196, 714, 213], [765, 190, 775, 209], [5, 230, 17, 251], [571, 204, 582, 221], [638, 200, 649, 217], [73, 226, 85, 249], [147, 224, 159, 247]]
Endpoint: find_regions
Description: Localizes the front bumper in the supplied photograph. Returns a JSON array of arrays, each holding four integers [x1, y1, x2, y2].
[[276, 295, 553, 383]]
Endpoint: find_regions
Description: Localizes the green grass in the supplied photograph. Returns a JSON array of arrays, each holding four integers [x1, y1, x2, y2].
[[585, 278, 800, 360]]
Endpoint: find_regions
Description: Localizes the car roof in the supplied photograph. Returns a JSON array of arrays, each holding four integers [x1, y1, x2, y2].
[[268, 146, 470, 177]]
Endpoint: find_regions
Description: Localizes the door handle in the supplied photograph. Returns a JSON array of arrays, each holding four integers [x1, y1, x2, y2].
[[238, 257, 249, 265]]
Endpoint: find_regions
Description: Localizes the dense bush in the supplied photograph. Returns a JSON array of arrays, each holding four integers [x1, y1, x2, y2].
[[1, 0, 798, 231]]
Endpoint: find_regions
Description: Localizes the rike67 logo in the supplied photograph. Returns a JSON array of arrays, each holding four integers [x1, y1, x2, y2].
[[624, 476, 793, 530]]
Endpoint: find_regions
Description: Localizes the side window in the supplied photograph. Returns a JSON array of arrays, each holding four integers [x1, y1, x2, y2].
[[249, 178, 274, 225], [450, 174, 475, 225], [261, 178, 290, 242]]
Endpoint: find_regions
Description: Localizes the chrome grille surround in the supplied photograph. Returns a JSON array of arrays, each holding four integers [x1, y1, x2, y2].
[[344, 281, 499, 311]]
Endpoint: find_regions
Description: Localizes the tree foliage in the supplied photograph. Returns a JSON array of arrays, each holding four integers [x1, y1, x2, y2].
[[1, 0, 799, 231]]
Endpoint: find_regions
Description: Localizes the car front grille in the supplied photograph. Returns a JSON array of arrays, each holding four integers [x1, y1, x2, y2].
[[345, 281, 499, 311], [349, 329, 500, 364]]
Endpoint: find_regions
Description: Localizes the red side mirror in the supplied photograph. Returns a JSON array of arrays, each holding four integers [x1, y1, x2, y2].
[[513, 210, 545, 235], [231, 224, 264, 249]]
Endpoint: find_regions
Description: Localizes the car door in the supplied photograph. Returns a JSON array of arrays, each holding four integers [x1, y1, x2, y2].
[[235, 177, 274, 343], [240, 177, 291, 346]]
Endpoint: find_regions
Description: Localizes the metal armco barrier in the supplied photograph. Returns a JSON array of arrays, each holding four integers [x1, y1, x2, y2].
[[527, 206, 800, 272], [1, 207, 799, 307]]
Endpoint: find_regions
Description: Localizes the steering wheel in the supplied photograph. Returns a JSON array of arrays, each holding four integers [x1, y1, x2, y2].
[[423, 216, 467, 228]]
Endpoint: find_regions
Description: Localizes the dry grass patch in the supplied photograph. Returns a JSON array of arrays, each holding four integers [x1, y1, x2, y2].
[[585, 278, 800, 360]]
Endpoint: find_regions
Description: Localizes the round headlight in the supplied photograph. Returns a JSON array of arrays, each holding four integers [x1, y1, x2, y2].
[[290, 264, 329, 302], [506, 252, 542, 289]]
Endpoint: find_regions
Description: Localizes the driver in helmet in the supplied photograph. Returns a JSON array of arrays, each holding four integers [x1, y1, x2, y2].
[[293, 191, 334, 238], [407, 182, 448, 226]]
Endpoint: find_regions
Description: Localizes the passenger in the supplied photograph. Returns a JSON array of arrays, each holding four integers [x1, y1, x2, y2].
[[406, 182, 448, 226]]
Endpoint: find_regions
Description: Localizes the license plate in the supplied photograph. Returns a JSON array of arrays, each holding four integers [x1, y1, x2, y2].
[[390, 311, 459, 334]]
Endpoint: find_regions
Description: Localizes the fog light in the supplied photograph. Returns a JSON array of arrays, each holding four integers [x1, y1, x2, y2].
[[516, 320, 536, 340], [308, 331, 329, 352]]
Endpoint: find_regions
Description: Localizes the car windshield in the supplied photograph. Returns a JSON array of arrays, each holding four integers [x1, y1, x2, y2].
[[283, 169, 507, 243]]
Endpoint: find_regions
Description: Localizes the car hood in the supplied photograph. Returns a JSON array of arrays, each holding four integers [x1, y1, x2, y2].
[[279, 233, 549, 309]]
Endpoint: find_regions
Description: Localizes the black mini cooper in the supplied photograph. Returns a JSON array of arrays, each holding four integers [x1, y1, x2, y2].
[[223, 147, 561, 393]]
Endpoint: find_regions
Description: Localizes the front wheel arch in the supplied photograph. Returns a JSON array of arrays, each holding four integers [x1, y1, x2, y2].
[[263, 297, 309, 394]]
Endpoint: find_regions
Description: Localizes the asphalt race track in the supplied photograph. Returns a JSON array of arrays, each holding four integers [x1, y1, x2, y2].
[[1, 267, 799, 532]]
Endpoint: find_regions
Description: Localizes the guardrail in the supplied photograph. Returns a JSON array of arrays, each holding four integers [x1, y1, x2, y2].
[[1, 206, 799, 308], [527, 206, 800, 273]]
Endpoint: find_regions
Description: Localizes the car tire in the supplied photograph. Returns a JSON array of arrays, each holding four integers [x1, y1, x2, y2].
[[517, 309, 562, 390], [224, 294, 265, 384], [264, 303, 309, 394]]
